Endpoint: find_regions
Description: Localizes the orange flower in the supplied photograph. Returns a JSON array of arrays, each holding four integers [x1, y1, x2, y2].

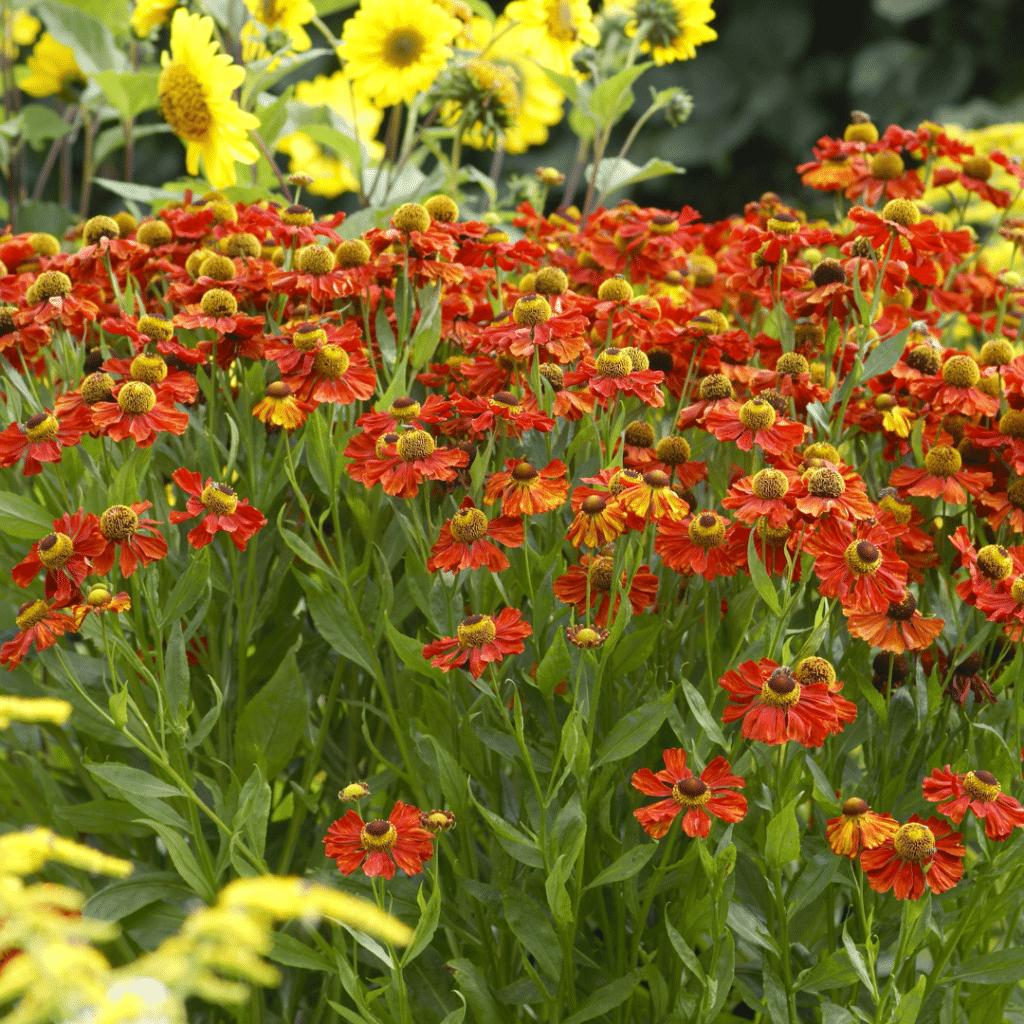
[[843, 592, 944, 652], [422, 608, 532, 679], [426, 497, 524, 573], [825, 797, 898, 858], [553, 555, 658, 628], [861, 815, 964, 900], [565, 494, 628, 548], [1, 599, 87, 670], [484, 458, 568, 516], [252, 381, 314, 430], [703, 397, 807, 456], [323, 801, 435, 879]]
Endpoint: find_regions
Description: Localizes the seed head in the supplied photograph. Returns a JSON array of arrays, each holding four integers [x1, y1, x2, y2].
[[512, 294, 552, 326], [199, 253, 237, 281], [882, 198, 920, 226], [82, 215, 120, 245], [200, 288, 238, 318], [423, 195, 459, 223], [335, 239, 371, 268], [297, 245, 336, 275], [35, 270, 72, 299], [391, 203, 431, 234], [597, 276, 633, 303]]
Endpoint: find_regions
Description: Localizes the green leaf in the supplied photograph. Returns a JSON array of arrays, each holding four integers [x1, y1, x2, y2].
[[562, 972, 644, 1024], [36, 0, 128, 75], [163, 621, 190, 728], [586, 157, 685, 202], [234, 648, 308, 780], [269, 931, 334, 971], [402, 880, 441, 966], [594, 691, 672, 766], [19, 105, 74, 151], [942, 948, 1024, 985], [588, 63, 651, 124], [897, 890, 931, 963], [502, 890, 561, 981], [384, 613, 445, 683], [303, 408, 334, 496], [57, 799, 155, 837], [679, 678, 728, 748], [85, 763, 182, 800], [161, 547, 211, 627], [472, 797, 544, 868], [93, 70, 160, 121], [0, 492, 53, 539], [586, 844, 657, 889], [788, 848, 841, 919], [861, 326, 910, 383], [611, 617, 661, 676], [892, 975, 927, 1023], [298, 576, 378, 676], [84, 872, 191, 921], [134, 817, 214, 902], [746, 527, 781, 615], [92, 177, 176, 203], [536, 629, 571, 696], [796, 951, 861, 992], [764, 797, 801, 869], [233, 766, 272, 860]]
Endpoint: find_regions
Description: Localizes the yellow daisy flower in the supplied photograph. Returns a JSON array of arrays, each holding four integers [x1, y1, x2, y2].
[[2, 8, 40, 58], [277, 72, 385, 196], [340, 0, 462, 108], [617, 0, 717, 65], [19, 33, 84, 98], [243, 0, 316, 51], [158, 8, 260, 188], [500, 0, 600, 75], [131, 0, 178, 37]]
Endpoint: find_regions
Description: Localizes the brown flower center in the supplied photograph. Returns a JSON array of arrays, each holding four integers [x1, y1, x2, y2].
[[15, 599, 50, 631], [457, 614, 497, 647], [752, 468, 788, 500], [842, 797, 869, 817], [655, 436, 691, 465], [963, 769, 1001, 802], [24, 413, 59, 442], [359, 819, 398, 850], [672, 776, 710, 807], [845, 540, 881, 575], [37, 532, 73, 569], [760, 668, 801, 708], [698, 374, 732, 401], [886, 593, 917, 620], [806, 465, 845, 498], [511, 462, 538, 483]]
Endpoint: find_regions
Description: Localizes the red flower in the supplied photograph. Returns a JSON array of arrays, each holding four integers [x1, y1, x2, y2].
[[563, 352, 666, 408], [93, 502, 168, 577], [11, 510, 106, 604], [703, 397, 807, 456], [422, 608, 532, 679], [484, 459, 568, 516], [632, 749, 747, 839], [842, 592, 944, 653], [719, 659, 840, 747], [922, 765, 1024, 840], [367, 430, 469, 499], [1, 599, 87, 670], [611, 469, 689, 530], [805, 519, 907, 610], [0, 406, 92, 476], [861, 815, 964, 900], [91, 380, 190, 448], [655, 511, 746, 580], [721, 467, 798, 528], [889, 445, 992, 505], [791, 461, 875, 521], [825, 797, 899, 858], [280, 342, 377, 406], [169, 468, 267, 551], [565, 493, 628, 549], [323, 801, 435, 879], [553, 555, 659, 628], [426, 497, 524, 573]]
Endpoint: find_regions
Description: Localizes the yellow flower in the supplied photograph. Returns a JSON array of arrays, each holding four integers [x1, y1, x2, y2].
[[340, 0, 462, 108], [882, 405, 914, 438], [131, 0, 178, 37], [277, 71, 384, 196], [617, 0, 716, 65], [158, 8, 260, 188], [0, 695, 72, 729], [243, 0, 315, 51], [19, 33, 84, 98], [2, 8, 40, 58], [0, 828, 133, 878], [500, 0, 600, 74]]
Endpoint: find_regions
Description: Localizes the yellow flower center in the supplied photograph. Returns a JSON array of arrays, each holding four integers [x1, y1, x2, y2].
[[924, 445, 962, 477], [569, 626, 604, 647], [15, 599, 49, 632], [130, 354, 169, 385], [760, 667, 801, 708], [698, 374, 732, 401], [513, 295, 552, 326], [359, 819, 398, 851], [738, 398, 776, 431], [620, 346, 649, 372], [336, 239, 371, 268], [37, 532, 73, 569], [977, 544, 1013, 581], [776, 352, 810, 376], [490, 391, 523, 415], [882, 198, 920, 226], [794, 656, 836, 686], [87, 585, 112, 608], [396, 429, 435, 462], [962, 156, 993, 181], [1013, 577, 1024, 604], [534, 267, 568, 295], [752, 468, 788, 500], [381, 26, 427, 67], [844, 539, 882, 576], [687, 512, 726, 549], [200, 288, 238, 318], [588, 556, 615, 592], [963, 769, 1001, 802], [450, 507, 489, 543], [596, 349, 631, 379], [655, 436, 690, 465], [457, 614, 497, 647], [138, 314, 174, 342], [313, 345, 351, 379], [598, 277, 634, 302], [941, 354, 981, 389], [671, 776, 711, 808], [297, 245, 336, 275], [390, 397, 421, 421], [35, 271, 72, 299], [625, 422, 655, 447], [201, 483, 239, 516], [24, 413, 59, 442], [511, 462, 538, 482], [892, 822, 935, 862], [100, 505, 139, 542], [158, 63, 212, 142], [870, 151, 905, 181], [878, 494, 912, 524], [118, 381, 157, 416]]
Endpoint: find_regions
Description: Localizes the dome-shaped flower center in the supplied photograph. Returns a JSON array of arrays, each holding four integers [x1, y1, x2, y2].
[[313, 345, 351, 379], [752, 468, 788, 500], [776, 352, 811, 376], [760, 667, 801, 708], [100, 505, 139, 541], [610, 469, 642, 495], [598, 276, 634, 302], [359, 819, 398, 850], [37, 532, 73, 569], [892, 822, 935, 862], [955, 652, 982, 677], [881, 198, 920, 226], [1000, 411, 1024, 439], [281, 204, 314, 226], [538, 363, 564, 389], [655, 436, 691, 465], [512, 294, 552, 326], [687, 512, 725, 549], [923, 445, 961, 477], [642, 469, 671, 490], [375, 432, 399, 458], [941, 355, 980, 389], [389, 397, 421, 421], [804, 465, 844, 498], [534, 267, 568, 294], [811, 259, 847, 287], [138, 314, 174, 342], [962, 156, 993, 181], [24, 413, 59, 442], [870, 150, 905, 180], [581, 495, 607, 516], [878, 493, 912, 524], [511, 462, 538, 482], [844, 540, 881, 575], [87, 585, 112, 608], [450, 507, 489, 544], [396, 430, 435, 462], [624, 422, 655, 447], [81, 372, 115, 405], [457, 614, 497, 647], [200, 288, 238, 318], [201, 483, 238, 516], [963, 769, 1001, 802], [336, 239, 372, 268], [977, 544, 1013, 581], [842, 797, 869, 817], [671, 776, 710, 807], [905, 344, 941, 375], [794, 656, 835, 686], [698, 374, 732, 401], [35, 270, 72, 299], [570, 627, 604, 648], [130, 354, 168, 385], [621, 347, 649, 372], [588, 556, 615, 592], [381, 25, 427, 67], [297, 245, 335, 275], [1013, 577, 1024, 604], [293, 324, 327, 351], [886, 593, 917, 620], [199, 254, 236, 281], [118, 381, 157, 416], [738, 398, 776, 431], [650, 214, 679, 235], [158, 63, 212, 142], [15, 599, 49, 631], [391, 202, 430, 234], [490, 391, 523, 415], [266, 381, 293, 400], [596, 349, 631, 379]]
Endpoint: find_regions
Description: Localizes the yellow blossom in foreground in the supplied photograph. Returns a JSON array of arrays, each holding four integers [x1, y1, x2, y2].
[[0, 695, 72, 729], [0, 828, 134, 878], [158, 9, 260, 188], [19, 33, 84, 98], [131, 0, 177, 36], [615, 0, 717, 65], [500, 0, 600, 75]]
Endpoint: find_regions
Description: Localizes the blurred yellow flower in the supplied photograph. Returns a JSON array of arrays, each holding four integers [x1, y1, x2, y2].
[[277, 71, 385, 196], [0, 695, 72, 729], [131, 0, 178, 37], [340, 0, 462, 108], [19, 33, 84, 98], [500, 0, 600, 75], [2, 8, 40, 58], [616, 0, 717, 65], [243, 0, 316, 51], [158, 9, 260, 188]]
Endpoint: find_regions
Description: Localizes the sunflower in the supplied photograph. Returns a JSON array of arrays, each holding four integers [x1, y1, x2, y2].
[[131, 0, 178, 37], [158, 9, 260, 188], [500, 0, 600, 75], [340, 0, 462, 108], [243, 0, 315, 51], [276, 72, 384, 197], [19, 33, 84, 98], [617, 0, 717, 65]]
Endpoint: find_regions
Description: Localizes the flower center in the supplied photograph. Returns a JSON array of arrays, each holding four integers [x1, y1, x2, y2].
[[625, 421, 655, 447], [671, 776, 710, 807], [588, 556, 615, 592], [1000, 411, 1024, 439], [118, 381, 157, 416], [138, 314, 174, 342], [87, 585, 112, 608], [977, 544, 1013, 581], [15, 599, 49, 631], [963, 769, 1001, 802], [200, 288, 238, 318], [596, 349, 632, 379], [81, 372, 115, 405], [24, 413, 59, 442], [359, 819, 398, 850], [396, 430, 435, 462], [512, 294, 552, 326], [870, 150, 905, 181], [390, 397, 421, 421], [490, 391, 523, 415], [1013, 577, 1024, 604], [581, 495, 607, 516], [738, 398, 776, 431], [313, 345, 351, 379], [842, 797, 869, 817], [906, 345, 941, 374], [892, 822, 935, 862], [752, 468, 788, 500], [886, 593, 917, 620], [294, 324, 327, 351], [698, 374, 732, 401], [457, 614, 497, 647], [297, 245, 336, 275], [336, 239, 372, 267], [776, 352, 810, 376], [100, 505, 139, 542], [882, 198, 920, 226], [643, 469, 671, 490], [201, 483, 239, 516], [794, 656, 835, 686], [845, 540, 881, 576], [37, 532, 73, 569], [806, 465, 845, 498], [381, 26, 427, 67], [655, 436, 691, 465], [267, 381, 293, 400], [760, 667, 801, 708], [923, 445, 961, 477], [878, 493, 912, 524], [35, 271, 72, 299], [955, 652, 981, 677], [687, 512, 726, 549], [450, 507, 489, 543], [158, 63, 212, 142], [505, 463, 537, 486], [131, 354, 168, 385], [941, 355, 981, 389]]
